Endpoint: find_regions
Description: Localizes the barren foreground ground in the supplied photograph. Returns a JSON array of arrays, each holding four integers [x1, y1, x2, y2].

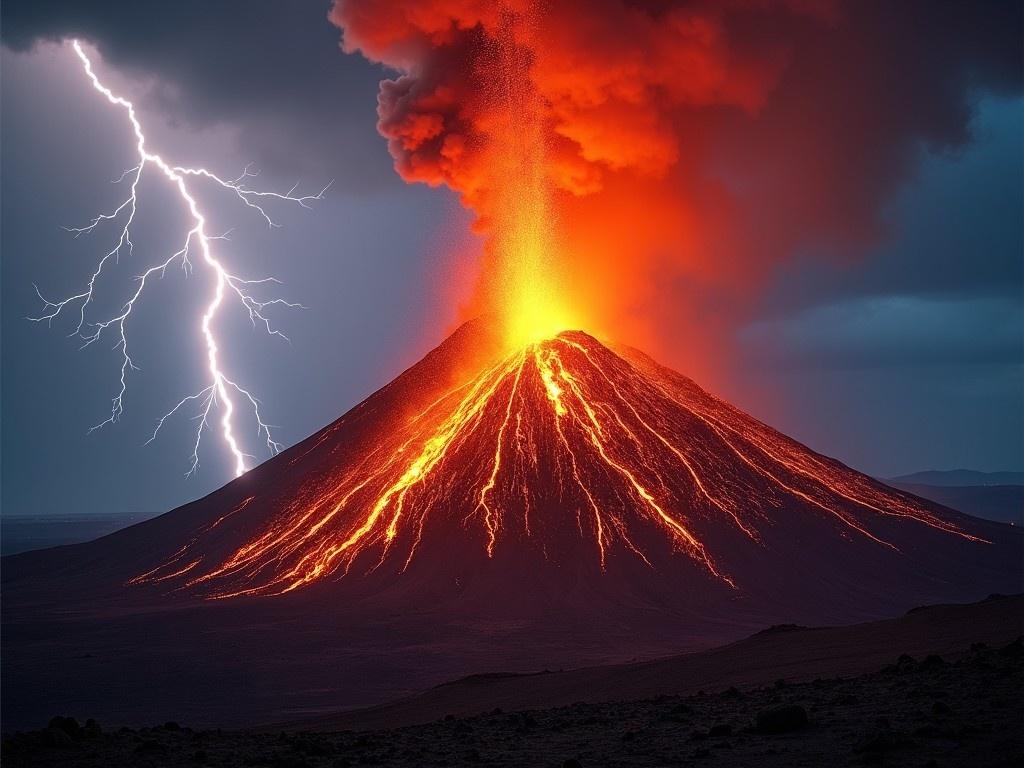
[[5, 635, 1021, 767]]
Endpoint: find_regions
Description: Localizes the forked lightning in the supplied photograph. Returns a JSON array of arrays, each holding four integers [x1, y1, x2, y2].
[[31, 40, 329, 478]]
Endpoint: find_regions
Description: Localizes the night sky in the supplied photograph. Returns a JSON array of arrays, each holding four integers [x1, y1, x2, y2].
[[2, 0, 1021, 522]]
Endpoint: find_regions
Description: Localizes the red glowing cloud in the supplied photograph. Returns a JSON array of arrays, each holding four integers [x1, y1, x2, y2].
[[330, 0, 1021, 373]]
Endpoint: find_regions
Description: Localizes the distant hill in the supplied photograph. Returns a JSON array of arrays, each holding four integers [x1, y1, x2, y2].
[[887, 469, 1024, 487], [0, 513, 143, 556], [296, 594, 1024, 732], [884, 482, 1022, 526], [881, 470, 1023, 526]]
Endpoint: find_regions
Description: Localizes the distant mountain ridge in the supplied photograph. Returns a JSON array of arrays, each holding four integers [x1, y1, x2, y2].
[[887, 469, 1024, 487]]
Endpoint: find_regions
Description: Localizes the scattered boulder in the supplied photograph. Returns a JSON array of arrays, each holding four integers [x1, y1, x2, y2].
[[855, 722, 906, 755], [41, 727, 73, 748], [292, 736, 334, 757], [83, 718, 102, 739], [134, 739, 167, 755], [756, 704, 808, 734], [512, 712, 538, 733], [999, 637, 1023, 657], [47, 716, 82, 740]]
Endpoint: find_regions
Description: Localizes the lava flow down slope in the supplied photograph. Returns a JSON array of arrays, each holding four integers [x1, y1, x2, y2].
[[113, 322, 1009, 606], [3, 319, 1021, 727]]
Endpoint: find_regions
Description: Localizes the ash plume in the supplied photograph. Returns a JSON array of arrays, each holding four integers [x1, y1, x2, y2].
[[330, 0, 1022, 363]]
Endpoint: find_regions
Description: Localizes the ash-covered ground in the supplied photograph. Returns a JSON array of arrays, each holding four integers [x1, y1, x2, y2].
[[5, 637, 1021, 768]]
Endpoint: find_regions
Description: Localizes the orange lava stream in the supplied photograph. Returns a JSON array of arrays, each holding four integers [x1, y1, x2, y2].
[[132, 332, 983, 599]]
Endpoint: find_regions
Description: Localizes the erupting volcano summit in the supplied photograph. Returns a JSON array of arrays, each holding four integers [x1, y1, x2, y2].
[[111, 319, 1012, 615]]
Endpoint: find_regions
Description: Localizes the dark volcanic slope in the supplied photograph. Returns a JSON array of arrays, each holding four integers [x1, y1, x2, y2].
[[3, 320, 1021, 729]]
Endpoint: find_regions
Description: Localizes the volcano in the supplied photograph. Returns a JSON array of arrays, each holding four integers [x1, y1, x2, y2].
[[3, 319, 1020, 727]]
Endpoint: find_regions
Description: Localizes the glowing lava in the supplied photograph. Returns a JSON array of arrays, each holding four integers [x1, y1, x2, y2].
[[471, 11, 580, 351], [133, 328, 983, 599], [97, 2, 997, 614]]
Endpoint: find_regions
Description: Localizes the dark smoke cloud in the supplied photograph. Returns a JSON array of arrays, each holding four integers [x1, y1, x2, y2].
[[330, 0, 1022, 361], [1, 0, 388, 188]]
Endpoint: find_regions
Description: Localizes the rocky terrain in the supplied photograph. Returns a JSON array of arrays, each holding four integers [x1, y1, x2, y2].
[[5, 634, 1021, 767]]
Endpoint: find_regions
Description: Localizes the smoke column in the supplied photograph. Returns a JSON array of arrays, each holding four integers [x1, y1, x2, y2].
[[331, 0, 1022, 371]]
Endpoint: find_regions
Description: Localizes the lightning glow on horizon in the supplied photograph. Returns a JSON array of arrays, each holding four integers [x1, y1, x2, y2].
[[30, 40, 330, 478]]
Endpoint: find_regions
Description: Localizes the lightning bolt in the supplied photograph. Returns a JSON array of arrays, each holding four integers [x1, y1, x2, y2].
[[30, 40, 330, 478]]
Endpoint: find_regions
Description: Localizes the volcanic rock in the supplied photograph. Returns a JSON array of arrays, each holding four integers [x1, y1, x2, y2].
[[756, 704, 808, 734]]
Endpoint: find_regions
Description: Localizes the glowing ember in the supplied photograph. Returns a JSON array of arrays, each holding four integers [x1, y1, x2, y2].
[[469, 11, 580, 350], [133, 329, 982, 599]]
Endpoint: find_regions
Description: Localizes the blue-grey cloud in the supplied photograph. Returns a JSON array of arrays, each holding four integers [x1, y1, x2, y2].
[[740, 295, 1022, 369]]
